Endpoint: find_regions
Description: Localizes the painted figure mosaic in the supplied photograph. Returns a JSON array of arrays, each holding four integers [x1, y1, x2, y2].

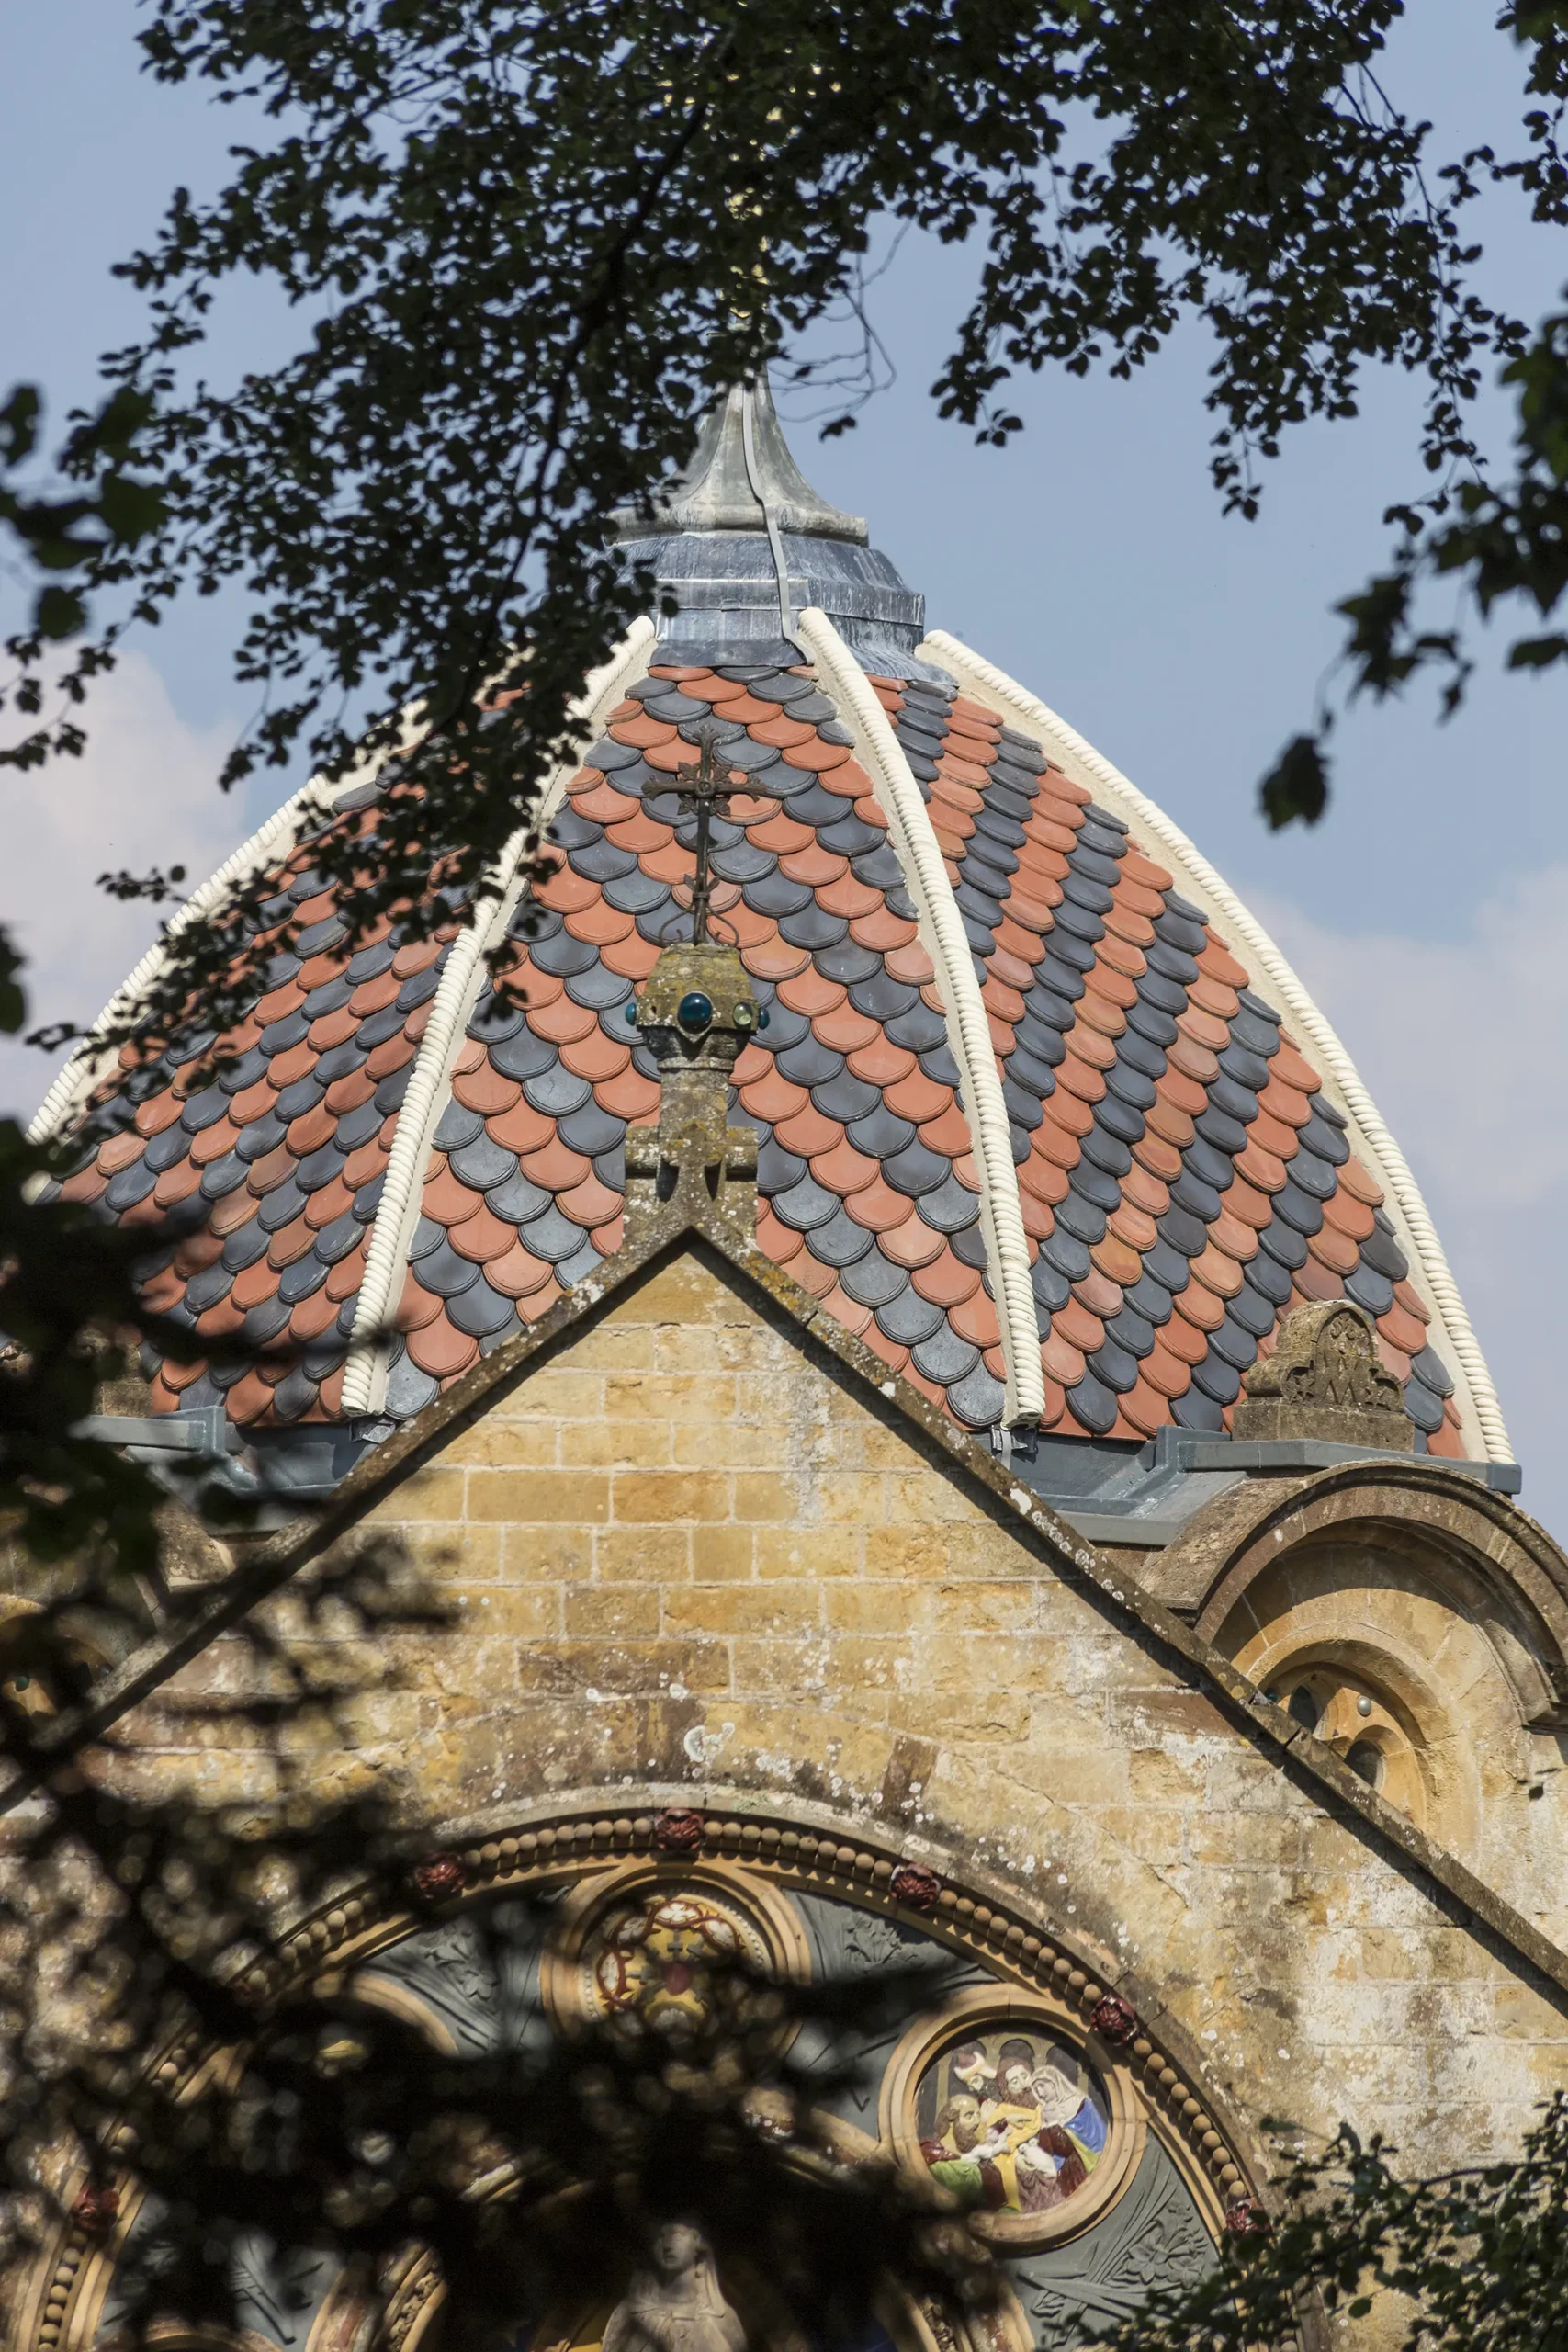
[[917, 2032, 1108, 2216]]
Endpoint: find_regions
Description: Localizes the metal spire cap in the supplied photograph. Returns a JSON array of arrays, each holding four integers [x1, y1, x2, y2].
[[608, 371, 865, 544], [609, 368, 938, 678]]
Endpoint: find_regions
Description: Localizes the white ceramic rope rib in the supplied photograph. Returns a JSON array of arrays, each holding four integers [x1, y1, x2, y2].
[[923, 627, 1511, 1466], [796, 607, 1045, 1428], [341, 616, 657, 1416]]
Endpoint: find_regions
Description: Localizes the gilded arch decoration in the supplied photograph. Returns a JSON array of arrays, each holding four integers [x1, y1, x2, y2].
[[26, 1801, 1264, 2352]]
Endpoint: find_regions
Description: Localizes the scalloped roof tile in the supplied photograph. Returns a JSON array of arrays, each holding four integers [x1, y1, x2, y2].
[[53, 647, 1469, 1463]]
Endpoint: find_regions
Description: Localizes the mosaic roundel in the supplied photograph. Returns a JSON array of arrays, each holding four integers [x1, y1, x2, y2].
[[916, 2028, 1108, 2222], [579, 1884, 773, 2043]]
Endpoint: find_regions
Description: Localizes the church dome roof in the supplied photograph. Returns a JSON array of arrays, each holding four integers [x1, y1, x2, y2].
[[34, 384, 1508, 1476]]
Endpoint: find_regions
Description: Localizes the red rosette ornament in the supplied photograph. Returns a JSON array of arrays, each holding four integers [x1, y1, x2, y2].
[[1089, 1993, 1138, 2045], [890, 1863, 942, 1912], [73, 2184, 119, 2234], [652, 1808, 705, 1855], [411, 1852, 468, 1904]]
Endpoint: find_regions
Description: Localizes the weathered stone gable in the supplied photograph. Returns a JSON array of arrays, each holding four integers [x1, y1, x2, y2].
[[199, 1237, 1564, 2184]]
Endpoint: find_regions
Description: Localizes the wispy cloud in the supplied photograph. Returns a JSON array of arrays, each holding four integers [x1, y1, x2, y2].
[[0, 652, 244, 1124], [1258, 874, 1568, 1537]]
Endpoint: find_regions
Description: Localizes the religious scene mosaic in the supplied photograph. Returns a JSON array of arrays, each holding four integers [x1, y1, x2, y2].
[[916, 2031, 1108, 2220]]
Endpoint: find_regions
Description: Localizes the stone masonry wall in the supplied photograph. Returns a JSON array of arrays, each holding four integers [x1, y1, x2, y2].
[[124, 1245, 1568, 2190]]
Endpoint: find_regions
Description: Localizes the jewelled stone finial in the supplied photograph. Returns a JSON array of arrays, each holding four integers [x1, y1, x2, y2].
[[624, 942, 761, 1246]]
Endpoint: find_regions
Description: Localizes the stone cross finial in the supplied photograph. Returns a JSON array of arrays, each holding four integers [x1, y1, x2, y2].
[[624, 942, 761, 1245], [1233, 1299, 1413, 1451]]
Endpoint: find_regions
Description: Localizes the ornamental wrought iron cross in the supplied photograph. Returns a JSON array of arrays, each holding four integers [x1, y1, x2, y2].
[[671, 721, 750, 945]]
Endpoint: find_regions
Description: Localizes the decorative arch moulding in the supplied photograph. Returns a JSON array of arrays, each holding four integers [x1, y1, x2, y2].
[[136, 1803, 1252, 2198], [29, 1800, 1277, 2352]]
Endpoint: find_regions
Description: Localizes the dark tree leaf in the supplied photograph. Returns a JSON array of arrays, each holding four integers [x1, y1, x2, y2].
[[1258, 735, 1330, 831]]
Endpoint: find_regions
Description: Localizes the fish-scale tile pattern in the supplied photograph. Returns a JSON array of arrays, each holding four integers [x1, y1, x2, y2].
[[871, 674, 1464, 1450], [389, 662, 1017, 1431], [68, 648, 1466, 1463], [54, 775, 458, 1426]]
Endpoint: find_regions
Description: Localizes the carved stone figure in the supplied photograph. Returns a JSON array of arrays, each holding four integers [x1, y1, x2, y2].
[[1233, 1299, 1412, 1451], [601, 2222, 747, 2352]]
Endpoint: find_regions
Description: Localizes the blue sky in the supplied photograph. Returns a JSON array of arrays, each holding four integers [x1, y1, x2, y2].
[[4, 3, 1567, 1527]]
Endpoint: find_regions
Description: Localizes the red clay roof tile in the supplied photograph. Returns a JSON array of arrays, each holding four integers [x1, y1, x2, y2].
[[559, 1170, 622, 1228], [1108, 1200, 1157, 1255], [1211, 1208, 1260, 1263], [1172, 1284, 1225, 1340], [1308, 1223, 1360, 1279], [1042, 1331, 1088, 1388], [595, 1067, 660, 1122], [604, 809, 671, 854], [1258, 1074, 1312, 1128], [813, 1002, 881, 1055], [790, 1249, 839, 1299], [485, 1241, 557, 1300], [1079, 973, 1137, 1029], [1117, 1379, 1168, 1440], [423, 1167, 484, 1226], [1019, 1176, 1061, 1227], [1055, 1055, 1108, 1107], [1337, 1154, 1383, 1206], [1140, 1344, 1193, 1400], [1122, 1161, 1170, 1217], [305, 1174, 356, 1232], [1189, 1243, 1245, 1301], [325, 1068, 378, 1115], [1156, 1067, 1208, 1120], [1223, 1175, 1274, 1231], [521, 1136, 591, 1193], [561, 1029, 633, 1084], [883, 939, 935, 985], [950, 1287, 1001, 1348], [861, 1322, 909, 1375], [1322, 1187, 1376, 1243], [776, 1102, 843, 1158], [342, 1135, 389, 1190], [529, 993, 601, 1046], [407, 1318, 480, 1380], [878, 1210, 948, 1268], [1381, 1300, 1428, 1354], [601, 932, 661, 980], [810, 1137, 878, 1197], [448, 1204, 518, 1265], [743, 936, 812, 982], [1161, 1314, 1210, 1366], [909, 1250, 982, 1310], [453, 1063, 523, 1117], [1047, 1090, 1095, 1142], [1066, 1023, 1117, 1073], [915, 1102, 973, 1159], [326, 1248, 366, 1302], [846, 1036, 915, 1088], [1293, 1255, 1343, 1304], [365, 1031, 416, 1081]]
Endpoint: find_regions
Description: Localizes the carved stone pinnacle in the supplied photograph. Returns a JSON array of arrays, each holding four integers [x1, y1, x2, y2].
[[1233, 1298, 1412, 1452]]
